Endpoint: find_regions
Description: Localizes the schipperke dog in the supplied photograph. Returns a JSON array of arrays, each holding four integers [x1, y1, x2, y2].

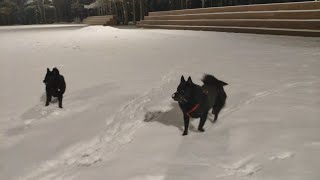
[[172, 74, 227, 136], [43, 67, 66, 108]]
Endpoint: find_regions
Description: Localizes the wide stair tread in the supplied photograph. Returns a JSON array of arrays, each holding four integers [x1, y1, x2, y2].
[[137, 24, 320, 37], [83, 15, 117, 26], [146, 9, 320, 20], [138, 1, 320, 36], [149, 1, 320, 16], [140, 19, 320, 30]]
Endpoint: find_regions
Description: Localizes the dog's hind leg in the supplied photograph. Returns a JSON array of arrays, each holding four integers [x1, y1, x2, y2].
[[212, 92, 226, 123], [198, 112, 208, 132], [183, 114, 190, 136], [58, 95, 63, 108], [212, 104, 224, 123], [212, 108, 220, 123], [212, 104, 222, 122]]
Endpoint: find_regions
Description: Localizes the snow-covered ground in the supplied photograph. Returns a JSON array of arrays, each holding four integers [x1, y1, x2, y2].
[[0, 25, 320, 180]]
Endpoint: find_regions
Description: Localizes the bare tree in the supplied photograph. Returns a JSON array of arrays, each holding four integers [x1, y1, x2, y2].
[[139, 0, 143, 20], [132, 0, 136, 23]]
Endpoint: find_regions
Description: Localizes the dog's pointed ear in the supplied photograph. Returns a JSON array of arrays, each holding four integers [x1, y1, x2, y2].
[[181, 75, 185, 83], [47, 68, 50, 72], [219, 80, 228, 86], [187, 76, 193, 84]]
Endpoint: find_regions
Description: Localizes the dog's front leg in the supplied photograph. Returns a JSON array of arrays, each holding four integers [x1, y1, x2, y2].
[[183, 114, 190, 136], [45, 94, 51, 106], [198, 112, 208, 132]]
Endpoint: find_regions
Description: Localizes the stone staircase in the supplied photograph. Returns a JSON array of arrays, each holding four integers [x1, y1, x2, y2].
[[137, 1, 320, 37], [83, 15, 117, 26]]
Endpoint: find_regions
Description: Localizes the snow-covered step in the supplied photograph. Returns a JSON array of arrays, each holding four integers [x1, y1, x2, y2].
[[149, 1, 320, 16], [136, 24, 320, 37], [145, 9, 320, 20], [83, 15, 117, 26], [139, 1, 320, 37], [139, 19, 320, 30]]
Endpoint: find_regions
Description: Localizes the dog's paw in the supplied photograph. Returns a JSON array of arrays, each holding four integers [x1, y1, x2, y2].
[[212, 118, 217, 123], [182, 131, 188, 136], [198, 128, 205, 132]]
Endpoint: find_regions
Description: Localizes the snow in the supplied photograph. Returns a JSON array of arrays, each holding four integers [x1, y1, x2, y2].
[[0, 25, 320, 180], [269, 152, 295, 160]]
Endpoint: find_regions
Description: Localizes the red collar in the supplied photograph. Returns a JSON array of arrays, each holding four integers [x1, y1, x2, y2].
[[186, 104, 200, 118]]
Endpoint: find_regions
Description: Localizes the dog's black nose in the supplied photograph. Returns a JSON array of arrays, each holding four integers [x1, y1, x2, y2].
[[172, 93, 178, 101]]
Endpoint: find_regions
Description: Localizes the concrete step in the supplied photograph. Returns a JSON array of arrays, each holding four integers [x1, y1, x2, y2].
[[149, 1, 320, 16], [83, 22, 106, 25], [84, 17, 113, 21], [83, 15, 117, 25], [86, 15, 115, 18], [145, 9, 320, 20], [83, 17, 113, 21], [137, 24, 320, 37], [83, 22, 108, 25], [83, 19, 112, 23], [140, 19, 320, 30]]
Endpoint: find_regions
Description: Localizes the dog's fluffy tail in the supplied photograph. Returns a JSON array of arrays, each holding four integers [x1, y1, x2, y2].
[[202, 74, 228, 86]]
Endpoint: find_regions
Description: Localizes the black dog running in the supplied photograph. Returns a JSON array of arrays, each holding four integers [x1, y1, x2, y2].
[[43, 67, 66, 108], [172, 74, 227, 136]]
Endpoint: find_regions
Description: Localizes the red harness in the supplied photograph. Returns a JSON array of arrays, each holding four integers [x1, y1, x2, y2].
[[185, 89, 208, 118], [186, 104, 200, 118]]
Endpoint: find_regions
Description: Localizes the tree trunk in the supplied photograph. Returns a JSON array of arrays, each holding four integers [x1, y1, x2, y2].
[[42, 0, 46, 23], [37, 0, 46, 23], [54, 7, 57, 23], [139, 0, 143, 20], [122, 1, 128, 25], [37, 0, 42, 23], [133, 0, 136, 24], [53, 0, 60, 22], [34, 8, 39, 24], [144, 0, 148, 15], [109, 1, 112, 14], [112, 0, 118, 24]]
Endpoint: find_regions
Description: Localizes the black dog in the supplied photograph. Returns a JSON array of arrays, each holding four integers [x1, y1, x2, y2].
[[43, 67, 66, 108], [172, 74, 227, 136]]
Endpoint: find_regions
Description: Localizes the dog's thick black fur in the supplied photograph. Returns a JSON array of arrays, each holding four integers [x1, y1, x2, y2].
[[43, 67, 66, 108], [172, 74, 227, 136]]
